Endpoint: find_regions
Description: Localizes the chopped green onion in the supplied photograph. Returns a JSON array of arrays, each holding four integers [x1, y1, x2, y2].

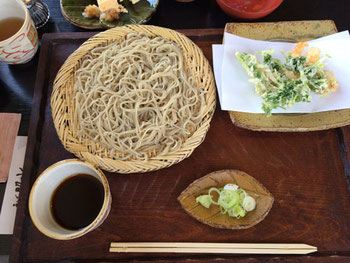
[[218, 190, 239, 209], [196, 184, 256, 219], [208, 187, 220, 205], [242, 196, 256, 212], [196, 195, 212, 208]]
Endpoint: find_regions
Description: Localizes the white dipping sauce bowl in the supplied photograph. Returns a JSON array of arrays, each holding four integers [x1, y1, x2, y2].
[[29, 159, 111, 240]]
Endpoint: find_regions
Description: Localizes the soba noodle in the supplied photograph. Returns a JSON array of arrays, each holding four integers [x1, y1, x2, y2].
[[73, 33, 205, 161]]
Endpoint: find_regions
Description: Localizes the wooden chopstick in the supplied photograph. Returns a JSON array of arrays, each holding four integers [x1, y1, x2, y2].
[[109, 242, 317, 254], [111, 242, 315, 249]]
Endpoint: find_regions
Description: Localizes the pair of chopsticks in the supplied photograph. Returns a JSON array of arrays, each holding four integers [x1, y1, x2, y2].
[[110, 242, 317, 254]]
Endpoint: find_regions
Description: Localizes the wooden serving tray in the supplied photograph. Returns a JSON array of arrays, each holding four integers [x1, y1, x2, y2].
[[11, 28, 350, 262]]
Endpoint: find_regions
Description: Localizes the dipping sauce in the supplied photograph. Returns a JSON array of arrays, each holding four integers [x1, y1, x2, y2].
[[50, 174, 105, 230], [0, 17, 24, 42]]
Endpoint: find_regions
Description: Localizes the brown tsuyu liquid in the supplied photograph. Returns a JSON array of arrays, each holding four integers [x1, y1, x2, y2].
[[50, 174, 105, 230], [0, 17, 24, 42]]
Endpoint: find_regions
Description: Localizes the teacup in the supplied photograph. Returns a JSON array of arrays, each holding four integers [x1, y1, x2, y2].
[[0, 0, 39, 64], [29, 159, 112, 240]]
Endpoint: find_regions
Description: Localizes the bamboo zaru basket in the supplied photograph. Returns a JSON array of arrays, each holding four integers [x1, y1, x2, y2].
[[51, 25, 216, 173]]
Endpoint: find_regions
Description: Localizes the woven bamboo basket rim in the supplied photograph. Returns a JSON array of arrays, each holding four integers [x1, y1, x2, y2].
[[51, 25, 216, 174]]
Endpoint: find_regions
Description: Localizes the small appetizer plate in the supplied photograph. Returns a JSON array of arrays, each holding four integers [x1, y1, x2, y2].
[[178, 170, 274, 230], [226, 20, 350, 132], [60, 0, 159, 29]]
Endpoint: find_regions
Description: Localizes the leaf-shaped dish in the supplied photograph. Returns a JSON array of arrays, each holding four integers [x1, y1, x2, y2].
[[178, 170, 274, 229], [60, 0, 159, 29]]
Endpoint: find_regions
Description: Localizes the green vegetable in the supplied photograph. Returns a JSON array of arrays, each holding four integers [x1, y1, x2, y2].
[[242, 196, 256, 212], [196, 184, 256, 219], [195, 195, 212, 208], [236, 48, 333, 117]]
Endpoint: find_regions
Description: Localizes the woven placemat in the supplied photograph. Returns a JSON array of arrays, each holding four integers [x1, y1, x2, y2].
[[51, 25, 216, 173]]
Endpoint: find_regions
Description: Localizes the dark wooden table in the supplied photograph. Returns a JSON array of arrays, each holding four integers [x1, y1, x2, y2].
[[1, 0, 350, 261]]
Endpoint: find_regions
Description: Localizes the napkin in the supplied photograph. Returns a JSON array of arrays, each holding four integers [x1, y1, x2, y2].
[[213, 31, 350, 114], [0, 113, 21, 182]]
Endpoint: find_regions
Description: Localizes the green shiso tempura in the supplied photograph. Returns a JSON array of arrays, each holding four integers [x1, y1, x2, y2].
[[236, 42, 338, 117]]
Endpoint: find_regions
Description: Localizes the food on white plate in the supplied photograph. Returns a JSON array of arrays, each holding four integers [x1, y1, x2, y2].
[[73, 33, 205, 161], [236, 42, 339, 116], [196, 183, 256, 218]]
